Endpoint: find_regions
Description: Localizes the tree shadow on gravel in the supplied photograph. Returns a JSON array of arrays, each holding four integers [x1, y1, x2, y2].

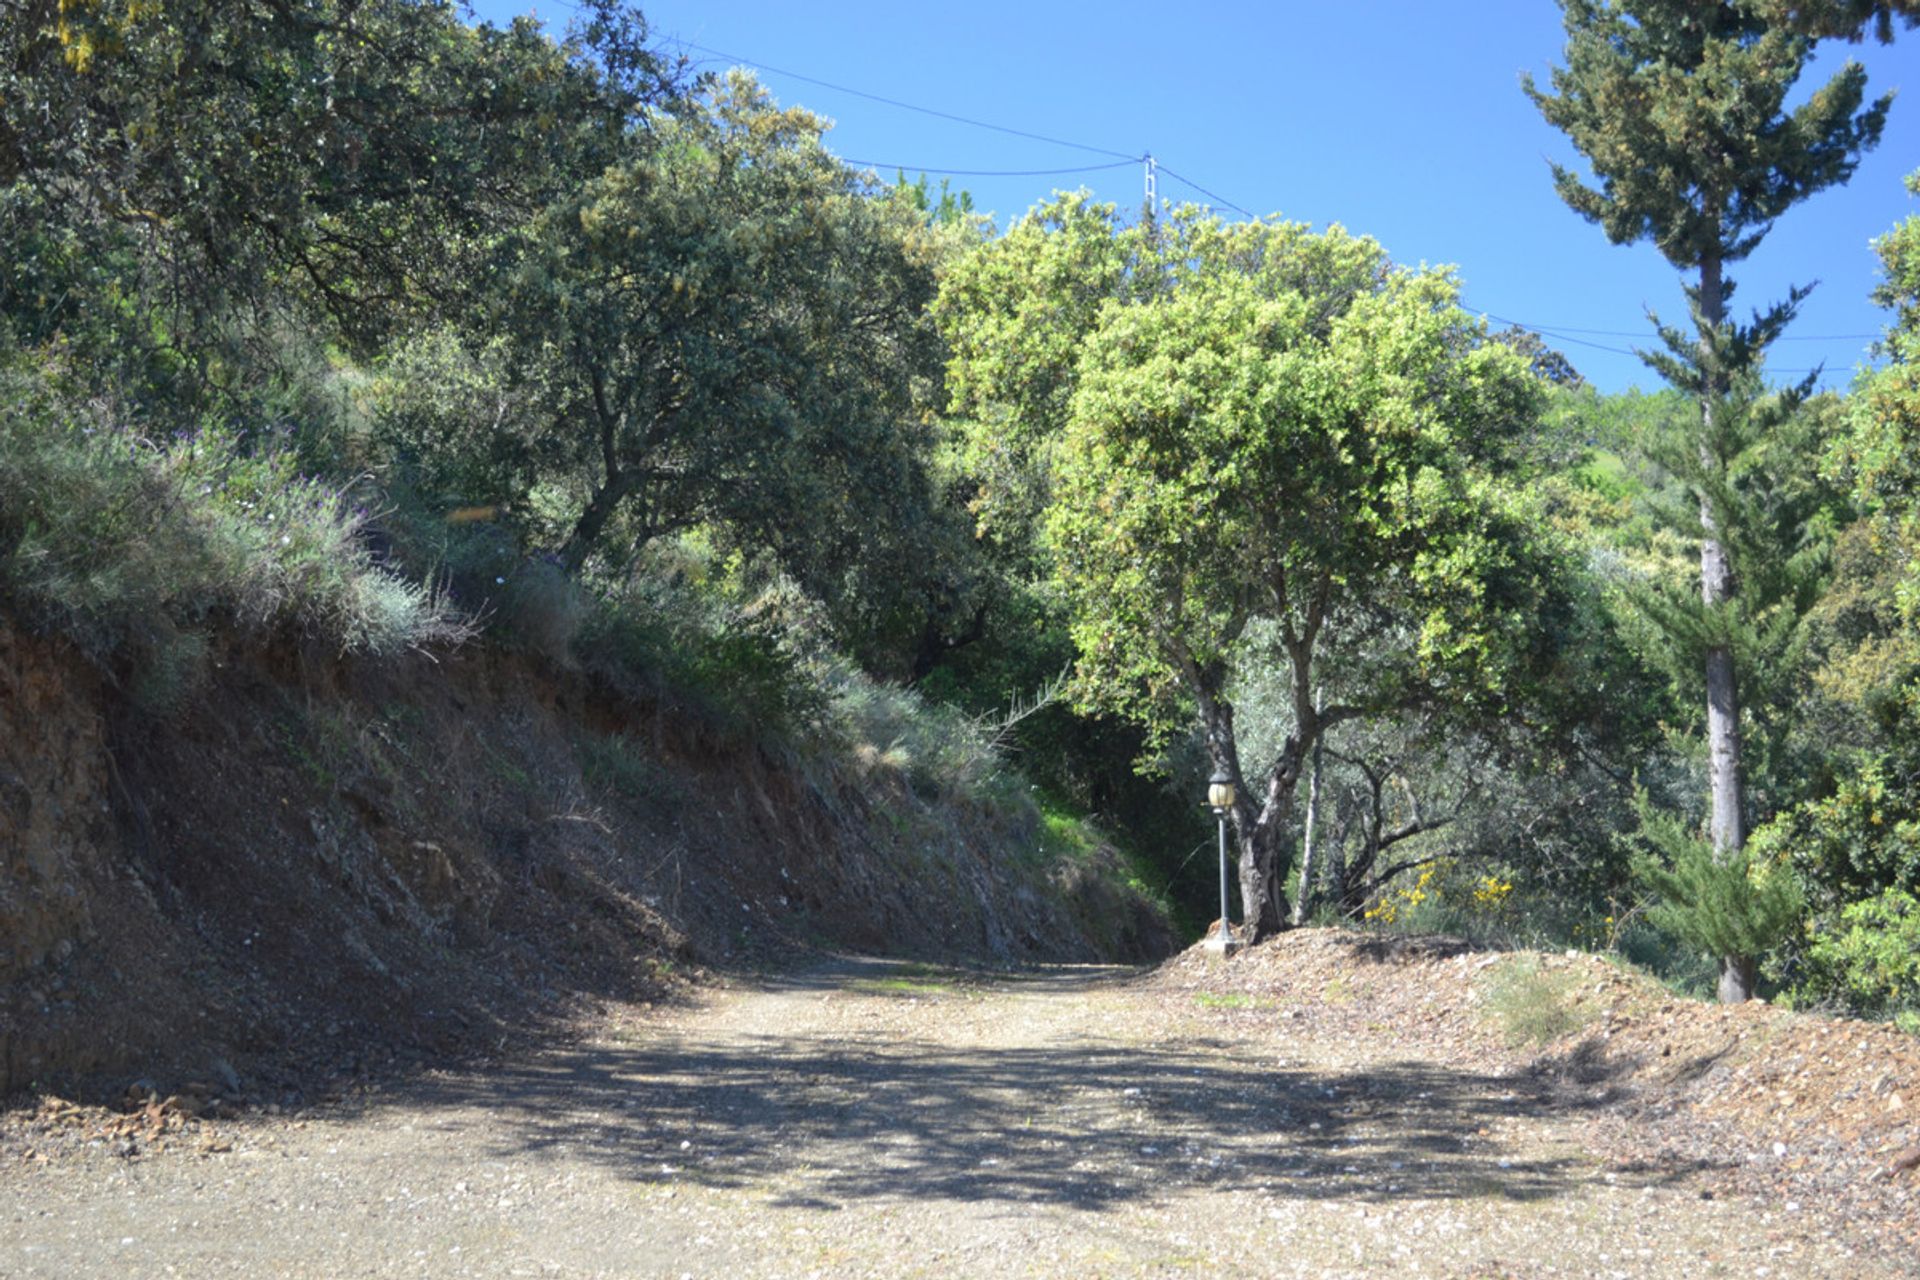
[[370, 960, 1714, 1213]]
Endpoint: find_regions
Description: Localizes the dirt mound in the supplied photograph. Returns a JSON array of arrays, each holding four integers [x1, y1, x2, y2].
[[1157, 929, 1920, 1252], [0, 620, 1169, 1105]]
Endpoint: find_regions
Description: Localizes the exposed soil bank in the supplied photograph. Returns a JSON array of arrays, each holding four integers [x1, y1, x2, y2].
[[0, 621, 1170, 1099]]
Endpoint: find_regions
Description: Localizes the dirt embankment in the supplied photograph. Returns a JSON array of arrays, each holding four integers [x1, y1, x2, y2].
[[0, 621, 1171, 1100], [1157, 931, 1920, 1256]]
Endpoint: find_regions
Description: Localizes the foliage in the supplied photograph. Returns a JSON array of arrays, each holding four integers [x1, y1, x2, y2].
[[1478, 958, 1593, 1047], [891, 171, 977, 228], [1523, 2, 1888, 277], [955, 204, 1568, 934], [0, 2, 1177, 961], [1609, 917, 1723, 1000], [1047, 236, 1549, 735], [826, 664, 1008, 800], [1361, 862, 1444, 927], [10, 0, 1920, 994], [1771, 747, 1920, 906], [1490, 326, 1585, 389], [1771, 0, 1920, 43], [366, 71, 964, 678], [1757, 169, 1920, 1007], [1, 0, 688, 355], [568, 567, 828, 747], [1794, 888, 1920, 1024], [1833, 170, 1920, 636], [1527, 0, 1893, 1001], [0, 350, 467, 666], [1630, 793, 1804, 966]]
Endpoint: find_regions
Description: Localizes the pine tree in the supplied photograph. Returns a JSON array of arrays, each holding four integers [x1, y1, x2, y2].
[[1525, 0, 1889, 1000]]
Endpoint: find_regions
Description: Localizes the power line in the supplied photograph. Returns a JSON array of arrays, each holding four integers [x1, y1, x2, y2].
[[1481, 317, 1878, 342], [565, 16, 1879, 374], [1475, 306, 1878, 344], [678, 41, 1139, 162], [678, 41, 1262, 218], [842, 157, 1139, 179], [665, 37, 1265, 227], [1480, 311, 1868, 375], [1483, 313, 1642, 358], [1156, 162, 1257, 220]]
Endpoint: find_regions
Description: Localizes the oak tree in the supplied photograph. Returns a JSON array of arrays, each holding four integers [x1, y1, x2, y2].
[[943, 204, 1563, 937]]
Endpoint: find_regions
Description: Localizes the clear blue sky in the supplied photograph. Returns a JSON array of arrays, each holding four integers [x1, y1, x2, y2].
[[472, 1, 1920, 394]]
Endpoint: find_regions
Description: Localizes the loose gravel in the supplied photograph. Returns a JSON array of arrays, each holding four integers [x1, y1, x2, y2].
[[4, 950, 1910, 1278]]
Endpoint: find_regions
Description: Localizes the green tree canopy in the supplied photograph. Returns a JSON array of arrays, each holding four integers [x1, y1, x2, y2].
[[382, 72, 948, 616], [941, 201, 1567, 936], [1, 0, 688, 362]]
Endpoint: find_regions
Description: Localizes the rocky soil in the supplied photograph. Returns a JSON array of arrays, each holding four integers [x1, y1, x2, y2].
[[0, 620, 1169, 1099], [6, 933, 1916, 1278]]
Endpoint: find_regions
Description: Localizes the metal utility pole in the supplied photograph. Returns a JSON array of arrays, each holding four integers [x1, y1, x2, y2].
[[1207, 769, 1237, 954]]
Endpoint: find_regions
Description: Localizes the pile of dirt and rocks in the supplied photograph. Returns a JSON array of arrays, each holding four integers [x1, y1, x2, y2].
[[1157, 929, 1920, 1253]]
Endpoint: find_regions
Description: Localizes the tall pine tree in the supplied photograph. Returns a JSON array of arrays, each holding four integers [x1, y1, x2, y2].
[[1525, 0, 1889, 1001]]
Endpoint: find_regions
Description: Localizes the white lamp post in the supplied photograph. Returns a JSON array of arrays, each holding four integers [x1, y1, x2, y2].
[[1207, 768, 1238, 954]]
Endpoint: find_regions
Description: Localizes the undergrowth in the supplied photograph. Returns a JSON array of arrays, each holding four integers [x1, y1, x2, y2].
[[0, 357, 469, 682], [1352, 858, 1722, 1002], [0, 346, 1166, 947], [1478, 957, 1594, 1047]]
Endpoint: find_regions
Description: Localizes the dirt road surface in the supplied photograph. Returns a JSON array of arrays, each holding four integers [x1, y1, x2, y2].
[[4, 956, 1899, 1278]]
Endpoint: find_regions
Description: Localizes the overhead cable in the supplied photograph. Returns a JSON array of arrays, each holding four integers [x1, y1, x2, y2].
[[671, 39, 1261, 225], [598, 22, 1877, 372], [1155, 163, 1257, 220], [1480, 316, 1878, 342], [1480, 311, 1858, 374], [680, 41, 1139, 162], [842, 157, 1139, 179]]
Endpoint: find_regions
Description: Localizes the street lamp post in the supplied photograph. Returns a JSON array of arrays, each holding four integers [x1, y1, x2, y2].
[[1207, 768, 1237, 955]]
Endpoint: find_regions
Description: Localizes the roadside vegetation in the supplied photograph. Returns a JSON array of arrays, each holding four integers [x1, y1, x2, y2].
[[2, 1, 1918, 1027]]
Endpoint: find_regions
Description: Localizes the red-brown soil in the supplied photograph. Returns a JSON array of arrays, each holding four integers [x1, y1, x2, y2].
[[1156, 930, 1920, 1257], [0, 620, 1168, 1106]]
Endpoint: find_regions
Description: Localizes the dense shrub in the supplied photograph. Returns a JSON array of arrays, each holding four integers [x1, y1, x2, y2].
[[1630, 798, 1804, 967], [1794, 888, 1920, 1030], [0, 358, 469, 666]]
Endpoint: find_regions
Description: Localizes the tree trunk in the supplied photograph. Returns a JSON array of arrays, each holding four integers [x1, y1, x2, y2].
[[1718, 954, 1758, 1006], [1187, 667, 1294, 943], [1292, 703, 1325, 927], [1325, 799, 1355, 918], [1698, 247, 1753, 1003], [558, 469, 634, 575], [1238, 815, 1291, 940]]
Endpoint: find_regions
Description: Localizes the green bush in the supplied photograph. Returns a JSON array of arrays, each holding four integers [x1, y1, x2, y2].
[[0, 357, 469, 663], [571, 578, 828, 746], [1630, 794, 1803, 966], [1609, 917, 1719, 999], [1795, 888, 1920, 1025], [825, 671, 1002, 799], [1771, 755, 1920, 908], [496, 557, 586, 662]]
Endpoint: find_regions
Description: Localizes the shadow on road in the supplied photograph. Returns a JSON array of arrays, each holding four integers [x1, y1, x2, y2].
[[367, 957, 1703, 1212]]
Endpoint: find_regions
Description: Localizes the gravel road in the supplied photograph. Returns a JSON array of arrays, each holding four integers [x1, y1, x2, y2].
[[3, 955, 1899, 1278]]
